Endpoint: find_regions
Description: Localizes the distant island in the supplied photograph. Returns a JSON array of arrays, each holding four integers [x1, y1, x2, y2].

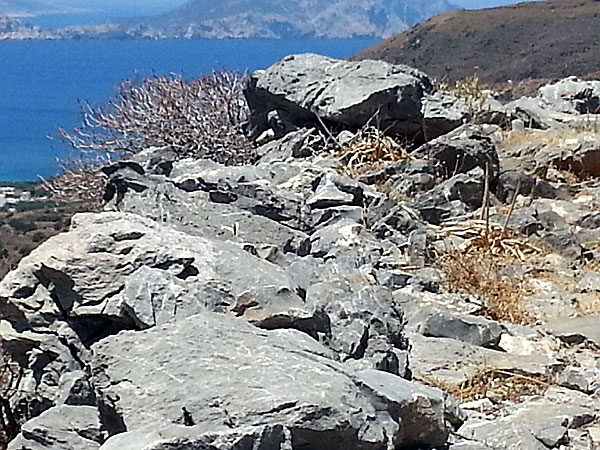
[[0, 0, 459, 40]]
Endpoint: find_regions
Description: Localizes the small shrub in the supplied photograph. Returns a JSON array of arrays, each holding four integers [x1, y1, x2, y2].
[[451, 76, 491, 122], [7, 219, 36, 233], [31, 232, 45, 243]]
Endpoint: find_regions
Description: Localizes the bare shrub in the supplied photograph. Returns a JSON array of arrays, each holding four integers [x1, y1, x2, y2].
[[60, 71, 255, 165], [40, 155, 108, 207]]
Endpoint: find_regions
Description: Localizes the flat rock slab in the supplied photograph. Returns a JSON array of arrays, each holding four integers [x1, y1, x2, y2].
[[99, 424, 292, 450], [8, 405, 103, 450], [544, 315, 600, 346], [408, 333, 560, 385], [459, 387, 599, 450], [0, 212, 311, 340], [91, 312, 450, 449]]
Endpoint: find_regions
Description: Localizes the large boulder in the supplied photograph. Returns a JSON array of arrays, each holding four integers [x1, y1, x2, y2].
[[91, 312, 452, 449], [244, 53, 435, 138], [537, 77, 600, 114]]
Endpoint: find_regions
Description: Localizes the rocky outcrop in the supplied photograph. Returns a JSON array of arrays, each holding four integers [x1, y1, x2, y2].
[[2, 54, 600, 450], [245, 53, 465, 142]]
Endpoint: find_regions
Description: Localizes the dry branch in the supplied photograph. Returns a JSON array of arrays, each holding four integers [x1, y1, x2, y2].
[[61, 71, 255, 165]]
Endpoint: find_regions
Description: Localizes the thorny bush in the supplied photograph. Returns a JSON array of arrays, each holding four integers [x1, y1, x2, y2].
[[47, 71, 256, 204], [61, 71, 255, 164]]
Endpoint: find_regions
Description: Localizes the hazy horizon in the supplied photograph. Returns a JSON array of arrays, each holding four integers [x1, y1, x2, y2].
[[7, 0, 543, 22]]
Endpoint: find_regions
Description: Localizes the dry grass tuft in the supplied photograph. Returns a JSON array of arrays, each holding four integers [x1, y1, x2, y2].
[[338, 127, 409, 177], [434, 219, 541, 261], [422, 368, 550, 404], [436, 250, 532, 324], [501, 126, 600, 150]]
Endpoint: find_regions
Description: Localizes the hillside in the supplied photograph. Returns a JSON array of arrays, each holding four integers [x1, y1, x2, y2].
[[137, 0, 457, 39], [352, 0, 600, 86]]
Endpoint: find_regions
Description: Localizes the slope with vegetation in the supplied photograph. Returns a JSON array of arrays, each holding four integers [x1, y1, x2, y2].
[[353, 0, 600, 92]]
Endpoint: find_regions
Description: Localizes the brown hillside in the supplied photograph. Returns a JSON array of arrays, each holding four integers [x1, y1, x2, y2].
[[351, 0, 600, 89]]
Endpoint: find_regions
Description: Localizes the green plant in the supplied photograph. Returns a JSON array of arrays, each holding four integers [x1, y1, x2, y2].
[[31, 232, 45, 243], [453, 76, 490, 122], [7, 219, 36, 233]]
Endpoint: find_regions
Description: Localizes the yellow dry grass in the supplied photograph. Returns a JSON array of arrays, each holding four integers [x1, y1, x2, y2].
[[500, 125, 600, 150], [338, 127, 409, 177], [434, 219, 541, 261], [421, 368, 550, 404], [436, 250, 532, 324]]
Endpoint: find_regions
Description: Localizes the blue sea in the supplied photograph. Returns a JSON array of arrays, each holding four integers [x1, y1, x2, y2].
[[0, 38, 377, 182]]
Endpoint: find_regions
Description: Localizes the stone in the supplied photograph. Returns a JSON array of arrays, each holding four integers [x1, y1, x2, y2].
[[411, 124, 500, 181], [407, 333, 560, 386], [558, 367, 591, 393], [99, 424, 292, 450], [458, 387, 597, 450], [356, 370, 451, 447], [410, 168, 485, 225], [91, 312, 450, 449], [502, 97, 575, 129], [449, 442, 493, 450], [538, 77, 600, 114], [544, 315, 600, 346], [0, 212, 313, 338], [56, 371, 96, 407], [256, 127, 326, 162], [244, 53, 434, 138], [307, 173, 356, 209], [577, 271, 600, 292], [106, 171, 311, 254], [8, 406, 104, 450], [419, 312, 504, 348], [421, 90, 469, 140]]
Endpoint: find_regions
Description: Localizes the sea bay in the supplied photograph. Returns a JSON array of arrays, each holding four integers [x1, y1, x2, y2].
[[0, 37, 377, 181]]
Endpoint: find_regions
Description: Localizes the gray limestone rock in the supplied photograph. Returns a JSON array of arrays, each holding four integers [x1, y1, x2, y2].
[[245, 53, 434, 138], [459, 387, 598, 450], [91, 312, 450, 449], [8, 405, 104, 450], [421, 90, 469, 140], [577, 272, 600, 293], [411, 124, 500, 181], [538, 77, 600, 114], [544, 315, 600, 346], [419, 312, 504, 348], [0, 212, 312, 339], [99, 424, 292, 450]]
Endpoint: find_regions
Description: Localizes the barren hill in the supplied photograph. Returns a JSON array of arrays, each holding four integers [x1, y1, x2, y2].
[[352, 0, 600, 86], [139, 0, 457, 39]]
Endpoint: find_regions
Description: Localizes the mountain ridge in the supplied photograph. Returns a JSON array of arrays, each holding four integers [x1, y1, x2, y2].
[[135, 0, 458, 39], [352, 0, 600, 88]]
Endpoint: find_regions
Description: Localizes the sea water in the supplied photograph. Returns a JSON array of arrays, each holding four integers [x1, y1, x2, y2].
[[0, 38, 378, 181]]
